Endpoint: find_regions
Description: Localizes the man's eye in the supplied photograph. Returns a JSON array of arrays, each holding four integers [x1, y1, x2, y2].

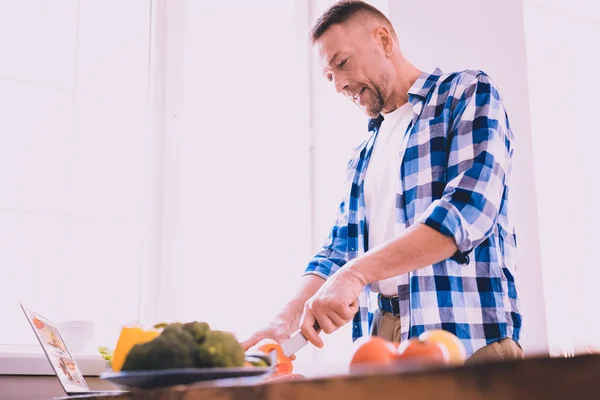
[[338, 58, 348, 68], [327, 74, 333, 82]]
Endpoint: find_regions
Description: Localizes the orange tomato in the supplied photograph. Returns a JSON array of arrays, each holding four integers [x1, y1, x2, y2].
[[395, 338, 449, 364], [350, 336, 397, 367], [258, 341, 293, 375], [418, 330, 466, 364]]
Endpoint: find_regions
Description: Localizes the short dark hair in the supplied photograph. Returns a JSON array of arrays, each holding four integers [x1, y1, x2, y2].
[[309, 0, 396, 43]]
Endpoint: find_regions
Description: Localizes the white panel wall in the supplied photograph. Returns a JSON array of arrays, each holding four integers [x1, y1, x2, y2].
[[0, 0, 154, 350], [388, 0, 548, 356], [158, 0, 312, 353], [524, 0, 600, 356]]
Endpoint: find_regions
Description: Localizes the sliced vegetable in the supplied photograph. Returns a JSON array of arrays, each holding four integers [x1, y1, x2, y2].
[[111, 325, 160, 371]]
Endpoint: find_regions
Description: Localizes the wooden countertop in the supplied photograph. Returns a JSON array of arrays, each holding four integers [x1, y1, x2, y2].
[[58, 354, 600, 400]]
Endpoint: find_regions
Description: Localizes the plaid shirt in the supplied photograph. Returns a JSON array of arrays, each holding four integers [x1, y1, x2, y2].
[[304, 68, 522, 357]]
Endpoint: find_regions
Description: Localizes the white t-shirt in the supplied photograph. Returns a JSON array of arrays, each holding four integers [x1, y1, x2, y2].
[[364, 102, 413, 296]]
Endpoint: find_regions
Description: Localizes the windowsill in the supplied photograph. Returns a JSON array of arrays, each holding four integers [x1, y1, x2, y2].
[[0, 345, 107, 376]]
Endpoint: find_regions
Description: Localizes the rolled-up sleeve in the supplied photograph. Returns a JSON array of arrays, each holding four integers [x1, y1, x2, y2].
[[303, 137, 373, 279], [303, 199, 349, 280], [417, 73, 512, 259]]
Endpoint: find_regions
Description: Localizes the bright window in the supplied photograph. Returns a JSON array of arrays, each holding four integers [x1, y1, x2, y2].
[[0, 0, 154, 351]]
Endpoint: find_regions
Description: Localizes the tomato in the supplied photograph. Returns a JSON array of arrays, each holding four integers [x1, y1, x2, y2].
[[395, 338, 448, 364], [418, 329, 466, 364], [258, 341, 293, 375], [350, 336, 397, 367]]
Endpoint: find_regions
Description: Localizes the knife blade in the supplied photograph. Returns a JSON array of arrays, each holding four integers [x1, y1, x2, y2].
[[280, 322, 320, 357]]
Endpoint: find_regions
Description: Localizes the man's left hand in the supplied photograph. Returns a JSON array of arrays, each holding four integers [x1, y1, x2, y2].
[[299, 266, 365, 347]]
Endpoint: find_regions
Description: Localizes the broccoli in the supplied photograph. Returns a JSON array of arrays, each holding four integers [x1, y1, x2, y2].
[[120, 322, 246, 371], [152, 321, 210, 342], [196, 330, 245, 368], [183, 321, 210, 343], [121, 324, 196, 371], [98, 346, 113, 368]]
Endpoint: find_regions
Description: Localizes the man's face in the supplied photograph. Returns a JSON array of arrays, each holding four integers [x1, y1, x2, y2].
[[315, 22, 391, 118]]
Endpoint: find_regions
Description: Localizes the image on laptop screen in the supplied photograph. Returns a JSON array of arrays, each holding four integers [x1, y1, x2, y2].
[[21, 305, 90, 394]]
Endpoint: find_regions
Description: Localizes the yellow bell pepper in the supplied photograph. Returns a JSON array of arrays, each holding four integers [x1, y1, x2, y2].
[[111, 325, 160, 371]]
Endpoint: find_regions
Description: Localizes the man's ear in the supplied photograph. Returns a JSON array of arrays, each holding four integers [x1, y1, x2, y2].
[[376, 26, 394, 56]]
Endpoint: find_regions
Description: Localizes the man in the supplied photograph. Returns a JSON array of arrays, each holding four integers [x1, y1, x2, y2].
[[242, 0, 523, 363]]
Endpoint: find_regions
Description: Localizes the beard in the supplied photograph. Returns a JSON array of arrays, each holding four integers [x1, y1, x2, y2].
[[366, 86, 386, 118], [360, 75, 388, 118]]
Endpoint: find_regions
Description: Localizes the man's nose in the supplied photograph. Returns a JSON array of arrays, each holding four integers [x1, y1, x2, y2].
[[333, 76, 349, 94]]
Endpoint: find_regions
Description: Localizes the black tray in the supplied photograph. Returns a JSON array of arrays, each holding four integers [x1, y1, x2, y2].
[[100, 366, 272, 390]]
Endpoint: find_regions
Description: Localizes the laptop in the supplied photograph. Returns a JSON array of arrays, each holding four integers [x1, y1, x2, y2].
[[20, 302, 127, 397]]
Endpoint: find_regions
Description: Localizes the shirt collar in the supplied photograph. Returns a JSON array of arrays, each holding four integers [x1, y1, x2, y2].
[[368, 68, 444, 131], [367, 114, 384, 133], [407, 67, 444, 100]]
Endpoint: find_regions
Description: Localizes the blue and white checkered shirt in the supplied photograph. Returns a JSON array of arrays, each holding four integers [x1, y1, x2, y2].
[[304, 68, 522, 357]]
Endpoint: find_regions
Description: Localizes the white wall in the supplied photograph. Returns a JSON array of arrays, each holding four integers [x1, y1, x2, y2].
[[523, 0, 600, 356], [386, 0, 548, 356], [0, 0, 156, 350], [157, 0, 313, 352]]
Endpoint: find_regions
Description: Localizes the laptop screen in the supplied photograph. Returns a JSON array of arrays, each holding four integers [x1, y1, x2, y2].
[[21, 304, 90, 394]]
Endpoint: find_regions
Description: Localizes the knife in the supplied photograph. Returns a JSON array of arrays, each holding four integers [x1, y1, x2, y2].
[[280, 321, 321, 357]]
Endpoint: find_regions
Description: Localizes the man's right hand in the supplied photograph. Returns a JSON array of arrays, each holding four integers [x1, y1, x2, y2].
[[241, 302, 303, 351], [241, 274, 327, 352]]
